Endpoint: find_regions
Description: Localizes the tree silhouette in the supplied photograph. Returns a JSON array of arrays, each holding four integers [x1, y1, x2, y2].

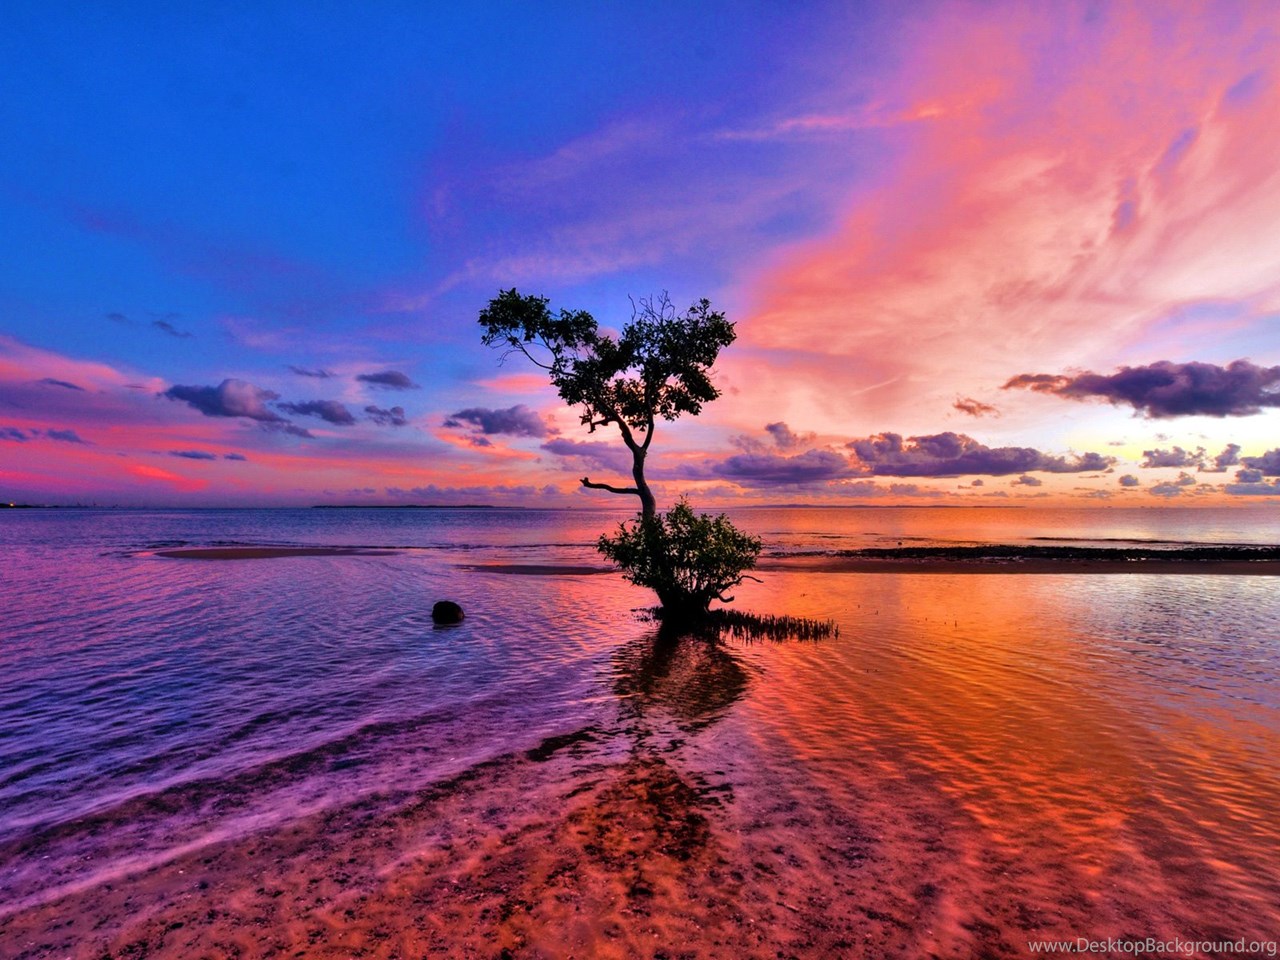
[[479, 289, 735, 520], [480, 289, 760, 620]]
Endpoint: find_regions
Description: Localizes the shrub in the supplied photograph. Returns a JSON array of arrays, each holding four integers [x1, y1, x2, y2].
[[597, 499, 762, 621]]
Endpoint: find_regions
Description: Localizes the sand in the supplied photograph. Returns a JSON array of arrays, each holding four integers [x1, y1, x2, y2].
[[155, 547, 402, 560]]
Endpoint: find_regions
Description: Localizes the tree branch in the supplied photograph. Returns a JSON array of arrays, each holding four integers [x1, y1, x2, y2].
[[641, 415, 655, 451], [580, 476, 640, 496]]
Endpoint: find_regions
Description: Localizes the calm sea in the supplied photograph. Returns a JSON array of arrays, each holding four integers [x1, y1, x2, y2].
[[2, 505, 1279, 949]]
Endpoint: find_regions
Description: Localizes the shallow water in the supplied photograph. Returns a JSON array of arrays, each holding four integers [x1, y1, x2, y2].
[[2, 506, 1278, 956]]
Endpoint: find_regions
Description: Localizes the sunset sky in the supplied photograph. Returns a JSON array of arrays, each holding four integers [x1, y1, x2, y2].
[[3, 1, 1279, 506]]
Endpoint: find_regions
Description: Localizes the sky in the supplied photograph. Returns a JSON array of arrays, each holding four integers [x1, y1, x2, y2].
[[2, 0, 1279, 507]]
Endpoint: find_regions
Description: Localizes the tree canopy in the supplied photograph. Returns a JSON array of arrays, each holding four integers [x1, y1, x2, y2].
[[479, 289, 735, 518]]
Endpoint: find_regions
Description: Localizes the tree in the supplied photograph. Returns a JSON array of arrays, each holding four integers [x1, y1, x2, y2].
[[479, 289, 735, 520], [597, 499, 762, 621], [479, 289, 760, 620]]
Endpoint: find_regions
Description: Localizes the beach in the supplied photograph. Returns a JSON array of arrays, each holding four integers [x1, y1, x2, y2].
[[3, 507, 1279, 957]]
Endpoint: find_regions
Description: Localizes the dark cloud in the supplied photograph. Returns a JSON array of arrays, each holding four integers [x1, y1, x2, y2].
[[1147, 475, 1198, 498], [541, 438, 632, 473], [970, 478, 984, 487], [288, 365, 335, 378], [357, 370, 419, 390], [276, 399, 357, 426], [152, 318, 192, 339], [163, 379, 284, 422], [846, 432, 1113, 477], [713, 449, 856, 487], [1224, 478, 1280, 496], [731, 421, 816, 453], [445, 404, 549, 437], [1241, 447, 1280, 476], [38, 378, 84, 391], [1003, 359, 1280, 418], [1210, 443, 1241, 472], [953, 396, 999, 417], [169, 450, 218, 460], [1011, 474, 1042, 486], [1141, 446, 1204, 468], [365, 405, 407, 427], [45, 428, 89, 444], [223, 452, 248, 461], [1, 427, 88, 445], [106, 311, 131, 325], [1118, 474, 1140, 487], [1235, 468, 1264, 484], [764, 422, 816, 449], [384, 483, 561, 504]]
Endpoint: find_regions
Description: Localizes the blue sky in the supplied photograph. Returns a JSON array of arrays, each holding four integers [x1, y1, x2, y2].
[[3, 2, 1279, 505]]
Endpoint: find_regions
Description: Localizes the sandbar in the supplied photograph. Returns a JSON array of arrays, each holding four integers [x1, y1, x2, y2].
[[156, 546, 401, 560]]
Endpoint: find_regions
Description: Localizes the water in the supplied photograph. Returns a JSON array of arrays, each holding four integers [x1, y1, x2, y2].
[[1, 506, 1278, 956]]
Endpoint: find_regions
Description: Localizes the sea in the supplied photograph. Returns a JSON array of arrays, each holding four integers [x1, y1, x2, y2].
[[2, 505, 1279, 955]]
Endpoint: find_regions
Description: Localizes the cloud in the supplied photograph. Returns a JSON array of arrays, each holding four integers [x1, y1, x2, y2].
[[223, 452, 248, 461], [444, 404, 550, 438], [712, 448, 856, 487], [739, 6, 1280, 430], [1174, 471, 1197, 486], [152, 318, 192, 339], [1241, 448, 1280, 476], [276, 399, 357, 426], [846, 432, 1113, 477], [1, 426, 31, 441], [1209, 444, 1241, 472], [731, 421, 818, 453], [365, 404, 407, 427], [540, 438, 633, 474], [1003, 360, 1280, 418], [163, 379, 285, 422], [953, 397, 999, 417], [357, 370, 419, 390], [45, 428, 89, 444], [1140, 446, 1204, 468], [38, 378, 84, 391], [1118, 474, 1141, 487], [288, 365, 335, 378], [1148, 482, 1186, 498], [970, 478, 984, 487], [1235, 467, 1264, 483], [764, 421, 816, 450], [1011, 474, 1042, 486], [1224, 480, 1280, 496], [169, 450, 218, 460]]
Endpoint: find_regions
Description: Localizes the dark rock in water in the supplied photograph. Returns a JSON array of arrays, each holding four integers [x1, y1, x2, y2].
[[431, 600, 465, 624]]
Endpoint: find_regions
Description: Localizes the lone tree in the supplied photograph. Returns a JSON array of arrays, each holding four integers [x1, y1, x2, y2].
[[479, 289, 761, 619]]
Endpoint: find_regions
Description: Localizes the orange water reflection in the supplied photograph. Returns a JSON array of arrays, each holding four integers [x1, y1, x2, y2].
[[705, 570, 1280, 952]]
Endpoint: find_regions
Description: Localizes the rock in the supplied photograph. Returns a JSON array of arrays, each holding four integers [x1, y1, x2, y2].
[[431, 600, 465, 624]]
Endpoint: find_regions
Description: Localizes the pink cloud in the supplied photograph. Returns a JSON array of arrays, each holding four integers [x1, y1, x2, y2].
[[738, 4, 1280, 431]]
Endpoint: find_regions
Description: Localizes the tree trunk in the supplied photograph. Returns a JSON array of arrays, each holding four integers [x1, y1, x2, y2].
[[632, 447, 656, 519]]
